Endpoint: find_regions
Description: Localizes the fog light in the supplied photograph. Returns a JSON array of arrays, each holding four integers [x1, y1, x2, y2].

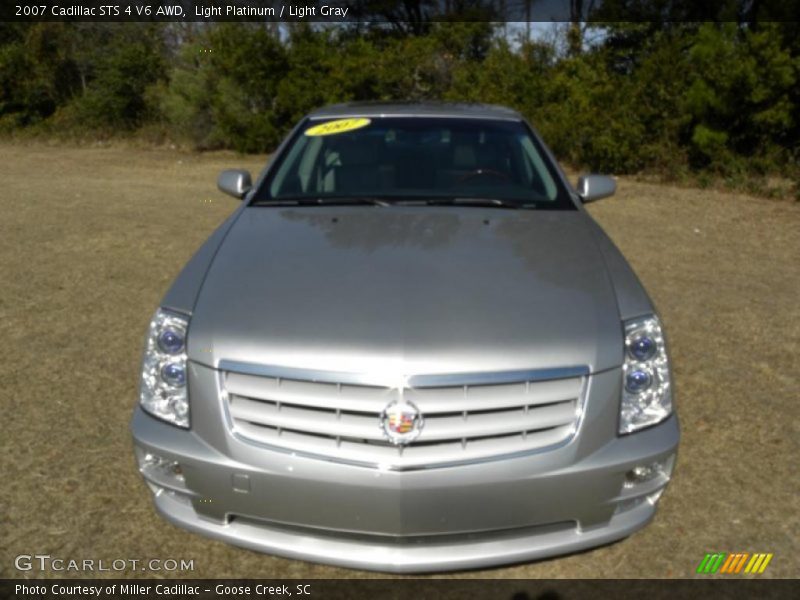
[[624, 455, 674, 488], [136, 448, 186, 489], [145, 453, 184, 481], [625, 463, 661, 487]]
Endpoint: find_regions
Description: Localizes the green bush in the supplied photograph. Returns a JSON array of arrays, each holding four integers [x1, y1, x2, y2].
[[69, 31, 166, 130], [157, 24, 287, 152], [684, 23, 797, 172]]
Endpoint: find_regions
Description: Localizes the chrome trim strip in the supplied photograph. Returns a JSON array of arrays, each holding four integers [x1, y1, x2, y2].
[[408, 366, 589, 388], [218, 359, 589, 389], [218, 360, 393, 387]]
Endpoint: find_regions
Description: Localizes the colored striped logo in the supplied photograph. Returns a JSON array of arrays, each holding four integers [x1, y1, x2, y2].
[[696, 552, 773, 574]]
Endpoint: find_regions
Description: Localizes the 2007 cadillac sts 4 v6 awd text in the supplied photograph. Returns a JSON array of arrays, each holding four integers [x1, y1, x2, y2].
[[130, 102, 679, 572]]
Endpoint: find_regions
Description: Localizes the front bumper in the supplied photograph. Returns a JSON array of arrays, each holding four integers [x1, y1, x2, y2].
[[130, 363, 679, 573], [151, 484, 661, 572]]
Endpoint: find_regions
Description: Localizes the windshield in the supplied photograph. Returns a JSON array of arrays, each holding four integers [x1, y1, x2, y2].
[[255, 117, 573, 208]]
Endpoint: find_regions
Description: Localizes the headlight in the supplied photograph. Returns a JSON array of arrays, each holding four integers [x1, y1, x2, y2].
[[619, 315, 672, 434], [140, 309, 190, 428]]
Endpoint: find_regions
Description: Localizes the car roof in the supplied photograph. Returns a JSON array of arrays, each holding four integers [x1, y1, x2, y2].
[[307, 101, 524, 121]]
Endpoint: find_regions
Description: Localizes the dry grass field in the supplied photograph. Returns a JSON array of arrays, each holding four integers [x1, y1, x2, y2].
[[1, 142, 798, 579]]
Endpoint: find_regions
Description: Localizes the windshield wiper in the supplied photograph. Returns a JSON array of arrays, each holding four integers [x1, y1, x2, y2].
[[398, 197, 536, 210], [252, 196, 391, 207]]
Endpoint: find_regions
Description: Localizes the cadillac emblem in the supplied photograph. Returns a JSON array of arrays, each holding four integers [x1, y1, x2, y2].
[[380, 399, 423, 445]]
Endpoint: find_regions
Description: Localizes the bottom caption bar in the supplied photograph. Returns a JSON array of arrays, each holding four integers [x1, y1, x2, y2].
[[2, 579, 797, 600]]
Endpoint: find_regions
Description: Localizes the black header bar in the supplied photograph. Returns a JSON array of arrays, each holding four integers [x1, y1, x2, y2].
[[3, 0, 798, 23]]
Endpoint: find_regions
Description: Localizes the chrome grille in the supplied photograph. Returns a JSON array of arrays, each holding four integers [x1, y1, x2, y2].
[[220, 363, 586, 470]]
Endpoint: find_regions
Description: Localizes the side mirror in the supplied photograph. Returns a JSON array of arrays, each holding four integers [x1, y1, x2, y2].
[[576, 174, 616, 203], [217, 169, 253, 200]]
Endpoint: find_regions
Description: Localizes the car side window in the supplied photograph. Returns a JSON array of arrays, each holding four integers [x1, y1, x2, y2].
[[297, 136, 323, 193], [269, 135, 310, 196], [520, 136, 557, 199]]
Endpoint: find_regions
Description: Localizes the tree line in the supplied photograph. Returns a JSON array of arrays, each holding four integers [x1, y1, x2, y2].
[[1, 18, 798, 194]]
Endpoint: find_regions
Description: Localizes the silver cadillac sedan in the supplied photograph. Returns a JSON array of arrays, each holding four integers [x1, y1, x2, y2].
[[131, 102, 679, 572]]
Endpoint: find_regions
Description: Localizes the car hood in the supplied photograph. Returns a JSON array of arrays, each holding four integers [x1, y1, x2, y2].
[[188, 206, 623, 376]]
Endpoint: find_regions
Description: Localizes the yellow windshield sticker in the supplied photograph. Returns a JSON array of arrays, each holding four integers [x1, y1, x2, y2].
[[304, 118, 371, 137]]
